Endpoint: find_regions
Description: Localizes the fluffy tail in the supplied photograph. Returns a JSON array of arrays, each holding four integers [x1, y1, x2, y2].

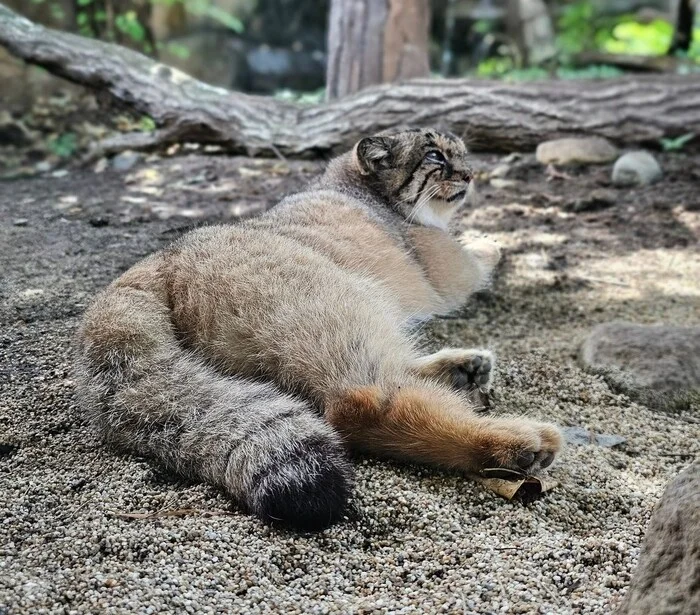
[[75, 284, 353, 530]]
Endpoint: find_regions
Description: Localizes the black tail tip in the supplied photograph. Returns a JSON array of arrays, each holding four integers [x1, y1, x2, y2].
[[250, 441, 354, 532]]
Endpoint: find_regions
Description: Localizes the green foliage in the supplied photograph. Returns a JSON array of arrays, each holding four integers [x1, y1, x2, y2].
[[557, 0, 597, 55], [138, 116, 157, 132], [274, 88, 326, 105], [49, 133, 78, 158], [155, 0, 243, 33], [159, 42, 191, 60], [556, 1, 700, 60], [475, 56, 515, 77], [115, 10, 147, 44], [472, 19, 493, 35], [476, 0, 700, 80], [31, 1, 244, 53], [475, 60, 623, 82], [602, 20, 674, 55], [660, 133, 696, 152], [556, 64, 623, 79]]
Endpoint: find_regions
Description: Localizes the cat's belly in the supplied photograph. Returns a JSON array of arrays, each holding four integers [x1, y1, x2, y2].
[[164, 225, 414, 400]]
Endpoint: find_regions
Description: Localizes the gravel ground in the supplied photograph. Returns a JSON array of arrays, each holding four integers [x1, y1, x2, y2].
[[1, 152, 698, 614]]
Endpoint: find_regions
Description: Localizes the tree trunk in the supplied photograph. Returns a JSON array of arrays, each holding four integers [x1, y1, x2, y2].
[[506, 0, 556, 66], [1, 4, 699, 157], [326, 0, 430, 100], [668, 0, 695, 55]]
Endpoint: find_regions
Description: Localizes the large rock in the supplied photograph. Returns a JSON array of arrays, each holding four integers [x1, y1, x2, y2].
[[612, 151, 663, 186], [618, 462, 700, 615], [536, 137, 618, 166], [580, 322, 700, 411]]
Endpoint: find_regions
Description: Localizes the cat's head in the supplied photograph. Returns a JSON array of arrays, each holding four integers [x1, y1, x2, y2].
[[352, 128, 474, 229]]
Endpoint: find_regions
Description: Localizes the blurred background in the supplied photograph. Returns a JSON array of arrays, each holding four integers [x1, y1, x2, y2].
[[0, 1, 697, 174], [2, 1, 697, 100]]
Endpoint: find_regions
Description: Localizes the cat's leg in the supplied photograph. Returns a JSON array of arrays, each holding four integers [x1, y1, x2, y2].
[[325, 379, 562, 475], [464, 237, 501, 281], [411, 348, 494, 391]]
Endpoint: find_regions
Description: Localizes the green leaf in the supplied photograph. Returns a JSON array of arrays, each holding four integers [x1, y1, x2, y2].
[[164, 42, 191, 60], [50, 3, 66, 21], [139, 116, 157, 133], [660, 133, 695, 152], [183, 1, 244, 33], [115, 11, 146, 43], [77, 0, 94, 6], [473, 20, 492, 35], [203, 5, 244, 33], [49, 133, 78, 158]]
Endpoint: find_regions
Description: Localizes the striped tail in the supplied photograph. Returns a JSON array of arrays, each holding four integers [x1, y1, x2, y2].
[[75, 285, 353, 530]]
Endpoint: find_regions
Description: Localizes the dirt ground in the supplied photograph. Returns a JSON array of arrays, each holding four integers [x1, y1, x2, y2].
[[1, 147, 698, 614]]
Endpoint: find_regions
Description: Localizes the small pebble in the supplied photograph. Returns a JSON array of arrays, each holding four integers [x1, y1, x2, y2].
[[490, 178, 518, 189], [612, 151, 662, 186], [490, 164, 511, 179], [112, 151, 142, 172]]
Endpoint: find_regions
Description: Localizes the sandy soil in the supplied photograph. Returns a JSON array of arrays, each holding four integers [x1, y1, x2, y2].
[[1, 151, 698, 614]]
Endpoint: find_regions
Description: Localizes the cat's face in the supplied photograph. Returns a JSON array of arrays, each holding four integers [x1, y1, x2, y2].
[[353, 129, 474, 229]]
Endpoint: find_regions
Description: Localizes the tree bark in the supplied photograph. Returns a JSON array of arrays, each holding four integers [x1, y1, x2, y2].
[[326, 0, 430, 100], [1, 3, 699, 157]]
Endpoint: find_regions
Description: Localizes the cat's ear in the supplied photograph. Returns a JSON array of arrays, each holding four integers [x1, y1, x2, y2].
[[354, 136, 395, 175]]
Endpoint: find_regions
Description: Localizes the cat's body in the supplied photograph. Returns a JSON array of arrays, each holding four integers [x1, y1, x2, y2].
[[76, 129, 562, 530]]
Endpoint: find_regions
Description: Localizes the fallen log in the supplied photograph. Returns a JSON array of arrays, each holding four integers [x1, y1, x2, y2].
[[1, 3, 699, 156]]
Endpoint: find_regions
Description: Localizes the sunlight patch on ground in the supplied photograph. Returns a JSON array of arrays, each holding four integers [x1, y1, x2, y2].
[[571, 249, 700, 301]]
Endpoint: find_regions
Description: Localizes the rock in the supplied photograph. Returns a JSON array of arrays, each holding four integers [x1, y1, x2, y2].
[[569, 188, 616, 212], [12, 218, 28, 227], [489, 178, 518, 189], [612, 151, 662, 186], [93, 158, 108, 174], [502, 153, 523, 164], [111, 151, 142, 172], [490, 164, 511, 179], [617, 462, 700, 615], [580, 322, 700, 411], [536, 137, 618, 166], [88, 216, 109, 228]]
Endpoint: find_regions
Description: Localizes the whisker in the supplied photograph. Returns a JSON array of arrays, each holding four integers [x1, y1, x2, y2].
[[407, 185, 439, 223]]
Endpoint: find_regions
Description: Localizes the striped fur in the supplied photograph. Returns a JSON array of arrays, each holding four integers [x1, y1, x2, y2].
[[76, 286, 352, 529], [75, 129, 562, 530]]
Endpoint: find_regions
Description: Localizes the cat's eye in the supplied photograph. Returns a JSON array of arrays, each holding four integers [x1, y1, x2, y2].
[[424, 150, 446, 164]]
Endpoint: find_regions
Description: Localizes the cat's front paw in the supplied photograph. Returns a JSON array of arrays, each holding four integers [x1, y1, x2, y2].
[[449, 349, 494, 392]]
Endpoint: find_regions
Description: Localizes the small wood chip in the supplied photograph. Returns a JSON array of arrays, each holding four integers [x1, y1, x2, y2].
[[473, 468, 558, 500]]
